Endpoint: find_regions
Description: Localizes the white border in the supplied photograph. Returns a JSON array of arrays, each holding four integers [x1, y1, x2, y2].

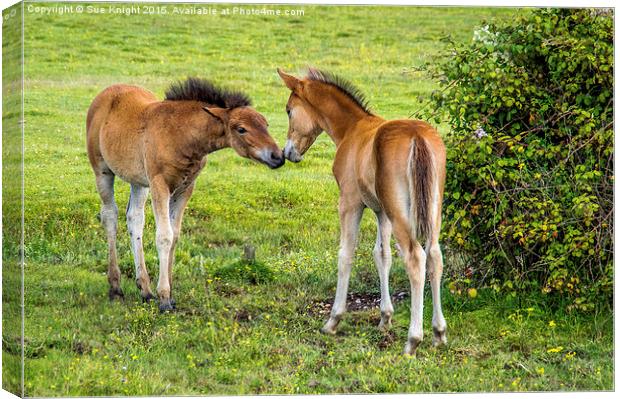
[[0, 1, 617, 399]]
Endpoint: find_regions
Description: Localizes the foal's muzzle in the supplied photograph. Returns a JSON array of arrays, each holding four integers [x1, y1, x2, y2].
[[259, 149, 285, 169], [283, 139, 303, 163]]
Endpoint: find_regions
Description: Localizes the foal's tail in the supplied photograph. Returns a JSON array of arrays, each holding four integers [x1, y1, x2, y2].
[[408, 135, 435, 240]]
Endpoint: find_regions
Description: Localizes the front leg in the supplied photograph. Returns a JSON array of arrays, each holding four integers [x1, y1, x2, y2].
[[321, 199, 364, 335], [127, 184, 154, 302], [167, 182, 195, 294], [150, 176, 175, 312]]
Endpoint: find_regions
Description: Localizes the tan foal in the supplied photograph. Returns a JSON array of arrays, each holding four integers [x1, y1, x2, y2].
[[87, 77, 284, 311], [278, 68, 447, 355]]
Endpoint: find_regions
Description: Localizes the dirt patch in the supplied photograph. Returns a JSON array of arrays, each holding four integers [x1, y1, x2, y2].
[[71, 340, 90, 355], [307, 290, 408, 316], [234, 309, 254, 323], [377, 330, 398, 350], [207, 282, 246, 298]]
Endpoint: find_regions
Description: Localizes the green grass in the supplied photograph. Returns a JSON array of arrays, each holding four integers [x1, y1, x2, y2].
[[2, 2, 613, 395], [2, 2, 25, 396]]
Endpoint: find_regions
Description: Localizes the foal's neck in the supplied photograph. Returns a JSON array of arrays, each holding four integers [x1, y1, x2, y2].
[[308, 86, 377, 145], [200, 126, 229, 155], [183, 116, 228, 159]]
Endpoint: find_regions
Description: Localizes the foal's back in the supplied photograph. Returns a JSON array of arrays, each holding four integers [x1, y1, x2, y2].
[[87, 85, 158, 185]]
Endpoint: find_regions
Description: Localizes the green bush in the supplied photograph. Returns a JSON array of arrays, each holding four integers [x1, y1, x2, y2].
[[422, 8, 613, 310]]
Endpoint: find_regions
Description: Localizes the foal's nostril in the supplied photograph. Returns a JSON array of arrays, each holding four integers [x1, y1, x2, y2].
[[261, 149, 285, 169]]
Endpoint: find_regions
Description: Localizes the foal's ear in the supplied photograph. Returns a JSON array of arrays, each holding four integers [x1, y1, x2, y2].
[[203, 107, 228, 123], [277, 68, 301, 92]]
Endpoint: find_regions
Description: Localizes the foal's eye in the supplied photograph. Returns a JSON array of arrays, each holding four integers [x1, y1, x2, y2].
[[286, 108, 291, 118], [236, 127, 247, 134]]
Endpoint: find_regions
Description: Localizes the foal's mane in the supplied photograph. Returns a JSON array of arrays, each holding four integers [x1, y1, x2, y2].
[[306, 68, 372, 115], [164, 77, 252, 109]]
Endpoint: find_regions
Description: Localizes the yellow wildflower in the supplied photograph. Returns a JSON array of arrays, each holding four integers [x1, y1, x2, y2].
[[563, 351, 576, 362]]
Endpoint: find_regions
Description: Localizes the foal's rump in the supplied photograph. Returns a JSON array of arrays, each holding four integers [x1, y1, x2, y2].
[[86, 85, 157, 184], [373, 120, 445, 242]]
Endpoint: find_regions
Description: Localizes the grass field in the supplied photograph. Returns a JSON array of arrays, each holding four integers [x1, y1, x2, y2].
[[2, 2, 613, 395]]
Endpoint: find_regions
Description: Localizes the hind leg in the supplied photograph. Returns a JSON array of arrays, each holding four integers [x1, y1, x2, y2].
[[377, 181, 426, 355], [427, 237, 447, 346], [95, 170, 122, 300], [373, 211, 394, 330], [380, 183, 426, 355], [391, 218, 426, 355]]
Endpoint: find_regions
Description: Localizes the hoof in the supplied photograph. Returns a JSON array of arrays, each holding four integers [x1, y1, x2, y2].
[[158, 298, 176, 313], [159, 302, 174, 313], [378, 311, 393, 331], [378, 319, 392, 331], [108, 287, 124, 301], [320, 318, 339, 335], [403, 337, 422, 356], [433, 327, 448, 347], [320, 326, 337, 335], [141, 292, 156, 303]]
